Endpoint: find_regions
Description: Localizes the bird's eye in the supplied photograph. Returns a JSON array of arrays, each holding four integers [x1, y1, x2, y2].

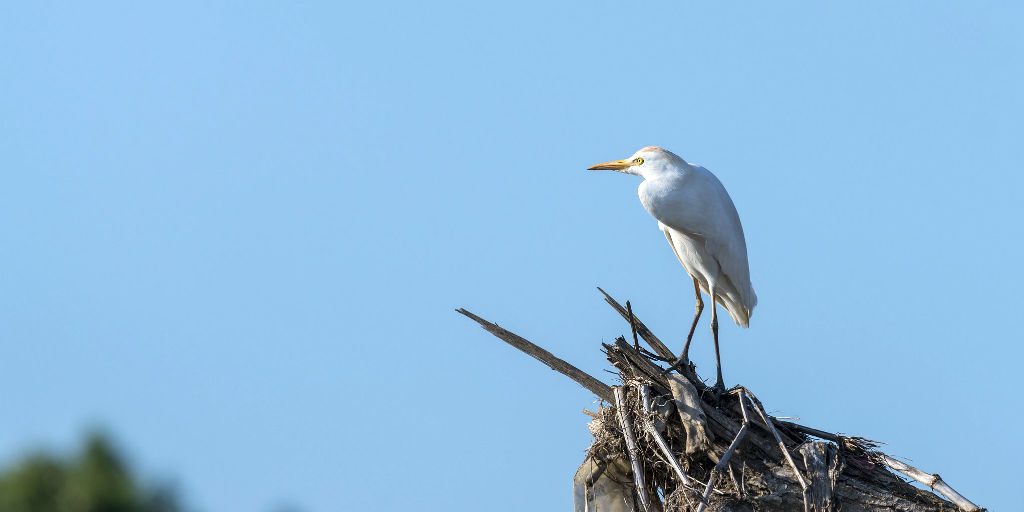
[[633, 158, 644, 165]]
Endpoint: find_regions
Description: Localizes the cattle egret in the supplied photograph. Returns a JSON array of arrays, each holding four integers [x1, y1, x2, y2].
[[588, 146, 756, 391]]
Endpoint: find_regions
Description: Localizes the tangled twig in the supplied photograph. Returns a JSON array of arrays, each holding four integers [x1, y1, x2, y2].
[[615, 386, 662, 512], [695, 389, 751, 512], [638, 384, 694, 498]]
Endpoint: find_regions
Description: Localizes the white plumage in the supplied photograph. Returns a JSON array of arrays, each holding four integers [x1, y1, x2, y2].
[[588, 146, 756, 390]]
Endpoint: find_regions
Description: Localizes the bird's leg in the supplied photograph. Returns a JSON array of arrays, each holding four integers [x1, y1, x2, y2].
[[663, 277, 703, 375], [681, 276, 703, 363], [711, 290, 725, 393]]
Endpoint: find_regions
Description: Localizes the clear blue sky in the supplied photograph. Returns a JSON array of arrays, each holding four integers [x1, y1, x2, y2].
[[2, 2, 1021, 511]]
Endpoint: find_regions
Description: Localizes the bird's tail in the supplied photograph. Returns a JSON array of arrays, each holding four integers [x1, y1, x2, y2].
[[718, 287, 757, 328]]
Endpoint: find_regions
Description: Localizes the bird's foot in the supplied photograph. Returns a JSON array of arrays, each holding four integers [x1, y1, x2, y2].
[[662, 357, 691, 375], [700, 382, 728, 406]]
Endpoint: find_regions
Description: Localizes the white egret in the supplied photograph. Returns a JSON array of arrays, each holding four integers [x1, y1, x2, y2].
[[588, 146, 756, 391]]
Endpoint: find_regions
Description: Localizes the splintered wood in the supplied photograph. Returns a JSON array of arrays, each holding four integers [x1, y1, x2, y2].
[[458, 292, 983, 512]]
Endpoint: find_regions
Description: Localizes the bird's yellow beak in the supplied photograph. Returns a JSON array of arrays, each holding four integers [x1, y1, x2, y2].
[[587, 158, 632, 171]]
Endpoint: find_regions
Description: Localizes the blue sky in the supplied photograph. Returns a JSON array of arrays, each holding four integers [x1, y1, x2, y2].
[[2, 2, 1022, 510]]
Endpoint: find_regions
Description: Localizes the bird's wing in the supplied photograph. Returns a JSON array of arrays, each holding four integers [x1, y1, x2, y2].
[[660, 224, 694, 282], [704, 216, 757, 312], [651, 168, 757, 312], [661, 225, 680, 262]]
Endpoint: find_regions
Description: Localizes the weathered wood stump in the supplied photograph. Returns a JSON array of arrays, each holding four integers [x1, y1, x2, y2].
[[457, 290, 983, 512]]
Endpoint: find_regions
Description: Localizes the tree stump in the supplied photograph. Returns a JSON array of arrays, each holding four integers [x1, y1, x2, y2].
[[457, 291, 983, 512]]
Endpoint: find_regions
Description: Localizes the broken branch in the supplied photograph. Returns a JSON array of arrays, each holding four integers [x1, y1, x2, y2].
[[597, 287, 675, 360], [878, 454, 983, 512], [456, 308, 614, 402]]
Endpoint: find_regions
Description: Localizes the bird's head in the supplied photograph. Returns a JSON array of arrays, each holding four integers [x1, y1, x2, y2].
[[587, 146, 684, 179]]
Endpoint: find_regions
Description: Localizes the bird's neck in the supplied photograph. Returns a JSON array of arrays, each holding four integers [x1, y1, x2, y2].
[[638, 163, 688, 182]]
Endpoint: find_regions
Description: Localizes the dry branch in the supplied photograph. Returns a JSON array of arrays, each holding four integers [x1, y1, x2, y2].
[[877, 454, 982, 512], [456, 308, 613, 402]]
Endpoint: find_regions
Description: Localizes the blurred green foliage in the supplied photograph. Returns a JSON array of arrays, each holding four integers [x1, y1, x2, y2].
[[0, 432, 183, 512]]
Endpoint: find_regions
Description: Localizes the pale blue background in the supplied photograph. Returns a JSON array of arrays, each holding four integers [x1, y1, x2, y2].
[[2, 2, 1021, 511]]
